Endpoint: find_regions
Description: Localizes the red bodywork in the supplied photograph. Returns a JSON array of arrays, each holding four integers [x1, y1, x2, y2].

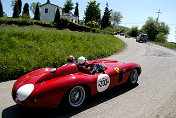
[[12, 59, 141, 108]]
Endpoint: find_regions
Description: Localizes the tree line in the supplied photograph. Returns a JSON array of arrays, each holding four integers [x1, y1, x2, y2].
[[0, 0, 169, 43], [118, 17, 169, 43], [0, 0, 123, 29]]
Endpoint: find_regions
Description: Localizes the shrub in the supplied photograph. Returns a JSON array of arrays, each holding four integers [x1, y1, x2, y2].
[[155, 33, 167, 43], [86, 21, 100, 28], [0, 17, 114, 35], [127, 26, 138, 37]]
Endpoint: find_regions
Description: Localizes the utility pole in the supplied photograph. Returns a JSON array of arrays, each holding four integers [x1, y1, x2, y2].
[[156, 9, 161, 21]]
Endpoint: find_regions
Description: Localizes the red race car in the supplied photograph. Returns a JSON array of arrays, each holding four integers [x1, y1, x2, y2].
[[12, 59, 141, 109]]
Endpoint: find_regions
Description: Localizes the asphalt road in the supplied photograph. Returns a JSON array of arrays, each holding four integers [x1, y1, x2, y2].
[[1, 35, 176, 118]]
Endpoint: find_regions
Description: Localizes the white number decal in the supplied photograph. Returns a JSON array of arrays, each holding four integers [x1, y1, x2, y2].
[[97, 74, 110, 92]]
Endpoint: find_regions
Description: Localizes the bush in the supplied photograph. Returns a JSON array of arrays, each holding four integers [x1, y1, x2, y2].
[[155, 33, 167, 43], [116, 26, 130, 34], [0, 17, 114, 35], [86, 21, 100, 28], [127, 26, 138, 37], [151, 42, 176, 50]]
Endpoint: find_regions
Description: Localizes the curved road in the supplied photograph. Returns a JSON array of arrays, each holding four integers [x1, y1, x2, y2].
[[1, 35, 176, 118]]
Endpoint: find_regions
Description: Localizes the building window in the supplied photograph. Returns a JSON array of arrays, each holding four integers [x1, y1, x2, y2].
[[45, 8, 48, 13]]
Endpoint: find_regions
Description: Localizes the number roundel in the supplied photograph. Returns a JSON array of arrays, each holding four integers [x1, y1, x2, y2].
[[97, 74, 110, 92]]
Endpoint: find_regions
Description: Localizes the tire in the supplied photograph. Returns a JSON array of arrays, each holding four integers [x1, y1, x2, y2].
[[67, 86, 86, 108], [128, 69, 138, 85]]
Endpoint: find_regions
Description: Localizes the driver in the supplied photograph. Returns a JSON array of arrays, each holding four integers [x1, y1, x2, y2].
[[67, 55, 76, 64], [63, 55, 76, 66], [77, 56, 91, 74]]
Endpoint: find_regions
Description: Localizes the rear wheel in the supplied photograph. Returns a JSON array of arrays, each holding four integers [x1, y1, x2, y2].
[[68, 86, 86, 108], [128, 69, 138, 85]]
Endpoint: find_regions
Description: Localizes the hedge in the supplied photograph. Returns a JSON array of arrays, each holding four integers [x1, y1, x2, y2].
[[0, 17, 113, 35]]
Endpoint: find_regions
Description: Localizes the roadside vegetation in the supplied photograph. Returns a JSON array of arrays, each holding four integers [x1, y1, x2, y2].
[[151, 41, 176, 50], [0, 25, 125, 82], [0, 17, 115, 35], [0, 0, 125, 82], [114, 17, 175, 50]]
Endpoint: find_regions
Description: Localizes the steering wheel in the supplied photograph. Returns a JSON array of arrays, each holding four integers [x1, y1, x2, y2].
[[91, 62, 99, 74]]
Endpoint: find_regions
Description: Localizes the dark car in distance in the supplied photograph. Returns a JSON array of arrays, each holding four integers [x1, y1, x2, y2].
[[125, 35, 131, 38], [120, 33, 124, 36], [136, 34, 148, 43], [114, 31, 120, 35]]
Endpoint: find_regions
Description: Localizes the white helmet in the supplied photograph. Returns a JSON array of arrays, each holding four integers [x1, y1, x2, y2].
[[77, 56, 86, 64]]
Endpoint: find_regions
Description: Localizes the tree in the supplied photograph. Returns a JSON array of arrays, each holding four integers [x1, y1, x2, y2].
[[101, 3, 111, 29], [0, 0, 3, 17], [11, 0, 16, 8], [11, 0, 22, 15], [128, 26, 138, 37], [74, 2, 79, 17], [110, 11, 123, 27], [142, 17, 169, 42], [142, 17, 158, 41], [74, 2, 79, 23], [156, 33, 167, 43], [30, 2, 41, 15], [12, 0, 19, 18], [18, 0, 22, 15], [84, 1, 101, 25], [158, 22, 169, 35], [63, 0, 74, 13], [34, 3, 40, 20], [21, 3, 30, 19], [54, 7, 60, 24]]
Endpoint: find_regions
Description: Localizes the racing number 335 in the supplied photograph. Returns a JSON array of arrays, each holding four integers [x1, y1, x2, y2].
[[97, 74, 110, 92]]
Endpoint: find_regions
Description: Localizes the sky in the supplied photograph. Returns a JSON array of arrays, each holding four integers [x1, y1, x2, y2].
[[1, 0, 176, 42]]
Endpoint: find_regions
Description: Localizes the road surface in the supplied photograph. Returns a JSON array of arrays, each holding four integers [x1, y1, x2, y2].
[[1, 35, 176, 118]]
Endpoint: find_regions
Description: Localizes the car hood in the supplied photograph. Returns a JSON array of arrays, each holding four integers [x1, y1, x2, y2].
[[13, 64, 78, 90]]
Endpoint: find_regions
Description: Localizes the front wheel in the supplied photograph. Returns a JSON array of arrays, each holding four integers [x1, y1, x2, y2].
[[68, 86, 86, 108], [127, 69, 138, 85]]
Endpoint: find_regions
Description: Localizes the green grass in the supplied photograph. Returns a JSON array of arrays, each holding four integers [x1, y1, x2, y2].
[[0, 25, 125, 82], [151, 41, 176, 50]]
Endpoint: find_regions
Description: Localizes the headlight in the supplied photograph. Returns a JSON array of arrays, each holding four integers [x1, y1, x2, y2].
[[16, 84, 34, 101]]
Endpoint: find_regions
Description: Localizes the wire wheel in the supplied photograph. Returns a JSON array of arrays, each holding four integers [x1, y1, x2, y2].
[[68, 86, 86, 107], [129, 69, 138, 84]]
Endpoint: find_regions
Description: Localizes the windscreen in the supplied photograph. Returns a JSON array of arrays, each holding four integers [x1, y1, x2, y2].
[[141, 35, 148, 38]]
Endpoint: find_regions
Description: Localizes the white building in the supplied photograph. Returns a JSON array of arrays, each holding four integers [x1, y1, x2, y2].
[[40, 0, 78, 23]]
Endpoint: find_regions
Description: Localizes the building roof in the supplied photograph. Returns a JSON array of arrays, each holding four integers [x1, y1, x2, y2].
[[40, 0, 62, 9]]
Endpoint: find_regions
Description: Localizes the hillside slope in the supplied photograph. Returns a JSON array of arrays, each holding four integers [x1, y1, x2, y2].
[[0, 25, 125, 82]]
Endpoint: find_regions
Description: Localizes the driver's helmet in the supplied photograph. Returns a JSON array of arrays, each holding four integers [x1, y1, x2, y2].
[[77, 56, 86, 65], [67, 55, 75, 63]]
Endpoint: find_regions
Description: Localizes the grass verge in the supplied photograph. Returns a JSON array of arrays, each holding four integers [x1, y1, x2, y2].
[[0, 25, 125, 82], [151, 41, 176, 50]]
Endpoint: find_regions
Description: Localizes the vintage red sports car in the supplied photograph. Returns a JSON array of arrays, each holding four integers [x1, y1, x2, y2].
[[12, 59, 141, 109]]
